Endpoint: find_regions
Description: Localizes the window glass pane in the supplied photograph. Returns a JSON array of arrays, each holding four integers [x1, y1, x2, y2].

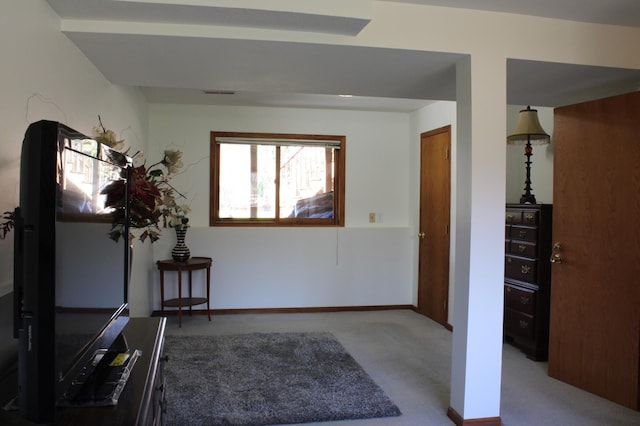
[[218, 144, 276, 219], [212, 132, 344, 226], [255, 145, 276, 218], [280, 146, 335, 218]]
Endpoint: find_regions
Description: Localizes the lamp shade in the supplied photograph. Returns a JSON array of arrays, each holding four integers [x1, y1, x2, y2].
[[507, 106, 550, 145]]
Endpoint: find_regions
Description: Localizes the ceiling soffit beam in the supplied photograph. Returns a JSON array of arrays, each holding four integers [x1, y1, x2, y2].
[[115, 0, 372, 19], [50, 0, 373, 36]]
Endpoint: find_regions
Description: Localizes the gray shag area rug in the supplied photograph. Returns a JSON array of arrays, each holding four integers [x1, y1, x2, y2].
[[164, 332, 401, 426]]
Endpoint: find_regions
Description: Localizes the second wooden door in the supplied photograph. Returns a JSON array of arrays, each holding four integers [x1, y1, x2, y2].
[[548, 91, 640, 409], [417, 126, 451, 327]]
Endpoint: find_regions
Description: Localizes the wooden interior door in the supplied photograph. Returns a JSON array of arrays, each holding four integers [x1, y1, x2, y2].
[[417, 126, 451, 327], [548, 91, 640, 409]]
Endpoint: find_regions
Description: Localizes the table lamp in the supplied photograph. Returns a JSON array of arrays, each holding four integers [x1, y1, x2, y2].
[[507, 106, 550, 204]]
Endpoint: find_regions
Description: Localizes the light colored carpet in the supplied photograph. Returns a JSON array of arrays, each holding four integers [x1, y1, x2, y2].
[[165, 310, 640, 425]]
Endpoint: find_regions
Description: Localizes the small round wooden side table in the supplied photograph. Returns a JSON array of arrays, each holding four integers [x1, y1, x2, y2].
[[156, 257, 212, 327]]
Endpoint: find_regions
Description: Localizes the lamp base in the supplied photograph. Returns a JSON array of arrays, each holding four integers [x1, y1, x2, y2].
[[519, 193, 537, 204]]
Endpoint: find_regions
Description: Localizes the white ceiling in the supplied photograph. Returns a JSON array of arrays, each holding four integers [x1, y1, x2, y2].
[[386, 0, 640, 28], [47, 0, 640, 111]]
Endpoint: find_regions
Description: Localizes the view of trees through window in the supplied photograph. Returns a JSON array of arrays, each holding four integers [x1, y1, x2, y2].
[[210, 132, 345, 226]]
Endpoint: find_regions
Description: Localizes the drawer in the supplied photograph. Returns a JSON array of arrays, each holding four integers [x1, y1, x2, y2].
[[510, 225, 537, 243], [505, 256, 537, 283], [504, 284, 536, 315], [521, 210, 539, 225], [505, 210, 522, 224], [508, 240, 537, 257], [504, 308, 535, 339]]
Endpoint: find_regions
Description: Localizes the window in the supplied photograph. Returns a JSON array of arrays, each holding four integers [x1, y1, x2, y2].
[[210, 132, 345, 226]]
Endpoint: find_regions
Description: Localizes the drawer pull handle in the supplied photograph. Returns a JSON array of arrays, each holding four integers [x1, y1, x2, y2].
[[518, 244, 526, 252], [520, 296, 530, 305], [524, 213, 535, 222], [507, 214, 515, 221], [521, 265, 531, 274], [507, 257, 513, 263], [519, 320, 529, 329], [519, 230, 527, 237]]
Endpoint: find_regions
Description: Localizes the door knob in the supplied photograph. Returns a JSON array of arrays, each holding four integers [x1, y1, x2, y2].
[[418, 232, 425, 239], [550, 242, 563, 264]]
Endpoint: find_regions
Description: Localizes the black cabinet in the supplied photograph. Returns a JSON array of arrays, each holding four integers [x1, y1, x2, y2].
[[58, 317, 167, 426], [504, 204, 552, 361], [0, 317, 167, 426]]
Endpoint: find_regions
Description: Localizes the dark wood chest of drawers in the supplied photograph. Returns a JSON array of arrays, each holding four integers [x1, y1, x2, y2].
[[504, 204, 552, 361]]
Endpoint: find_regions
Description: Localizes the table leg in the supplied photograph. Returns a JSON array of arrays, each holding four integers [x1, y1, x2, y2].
[[178, 269, 183, 328], [206, 266, 211, 321], [188, 270, 193, 317]]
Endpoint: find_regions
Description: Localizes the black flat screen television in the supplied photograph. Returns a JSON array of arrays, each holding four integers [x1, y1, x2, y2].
[[12, 120, 131, 423]]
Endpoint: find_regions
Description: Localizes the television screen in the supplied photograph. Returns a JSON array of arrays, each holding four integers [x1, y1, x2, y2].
[[13, 121, 130, 423], [54, 138, 130, 384]]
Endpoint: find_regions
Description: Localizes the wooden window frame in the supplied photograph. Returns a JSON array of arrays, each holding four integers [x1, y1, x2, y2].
[[210, 131, 345, 227]]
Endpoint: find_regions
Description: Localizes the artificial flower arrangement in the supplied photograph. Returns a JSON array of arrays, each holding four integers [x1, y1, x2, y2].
[[0, 118, 189, 243], [0, 210, 14, 240], [95, 117, 190, 243]]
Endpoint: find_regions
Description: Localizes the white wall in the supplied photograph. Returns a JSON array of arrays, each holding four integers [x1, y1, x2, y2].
[[0, 1, 149, 302], [139, 100, 557, 319], [143, 104, 415, 314], [147, 104, 412, 229]]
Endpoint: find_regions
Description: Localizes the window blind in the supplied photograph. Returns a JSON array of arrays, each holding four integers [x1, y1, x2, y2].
[[215, 136, 341, 149]]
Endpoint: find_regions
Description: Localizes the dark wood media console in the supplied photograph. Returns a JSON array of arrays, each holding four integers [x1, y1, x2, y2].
[[0, 317, 167, 426]]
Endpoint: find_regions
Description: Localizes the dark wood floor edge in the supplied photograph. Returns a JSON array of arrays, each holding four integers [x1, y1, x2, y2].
[[151, 304, 415, 317], [447, 407, 501, 426]]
